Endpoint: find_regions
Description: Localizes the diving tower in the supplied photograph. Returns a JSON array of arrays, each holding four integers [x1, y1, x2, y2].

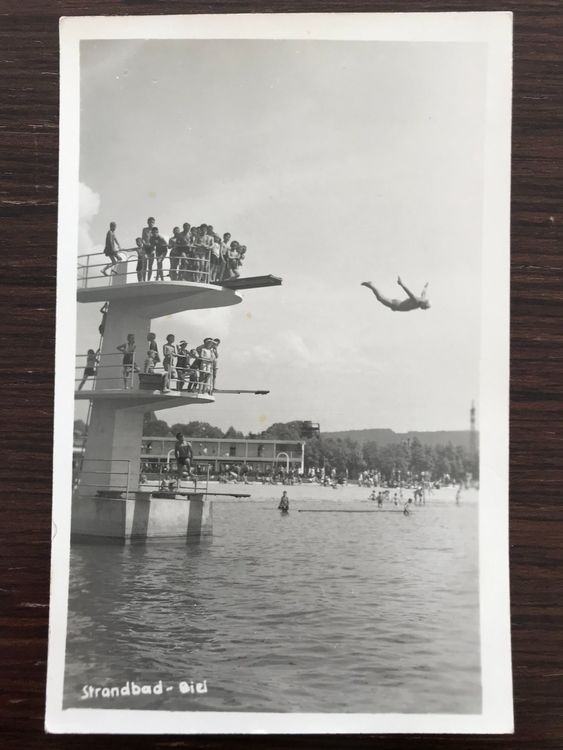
[[72, 254, 281, 542]]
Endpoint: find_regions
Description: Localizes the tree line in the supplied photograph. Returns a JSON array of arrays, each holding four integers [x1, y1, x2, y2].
[[74, 415, 477, 481]]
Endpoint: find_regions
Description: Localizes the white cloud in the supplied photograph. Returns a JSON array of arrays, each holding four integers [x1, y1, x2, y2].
[[231, 344, 276, 365], [153, 306, 233, 347], [78, 182, 101, 254]]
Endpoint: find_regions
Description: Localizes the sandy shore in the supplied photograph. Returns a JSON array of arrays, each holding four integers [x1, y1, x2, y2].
[[202, 481, 478, 505]]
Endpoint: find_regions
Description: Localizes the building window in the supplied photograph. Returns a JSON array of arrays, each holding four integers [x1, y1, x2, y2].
[[229, 445, 236, 457]]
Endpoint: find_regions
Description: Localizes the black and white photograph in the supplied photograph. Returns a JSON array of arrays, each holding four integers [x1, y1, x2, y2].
[[46, 12, 513, 734]]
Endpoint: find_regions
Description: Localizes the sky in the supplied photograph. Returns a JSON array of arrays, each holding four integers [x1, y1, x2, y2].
[[76, 39, 487, 434]]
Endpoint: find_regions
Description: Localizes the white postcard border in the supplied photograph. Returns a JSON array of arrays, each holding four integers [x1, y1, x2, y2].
[[47, 11, 513, 734]]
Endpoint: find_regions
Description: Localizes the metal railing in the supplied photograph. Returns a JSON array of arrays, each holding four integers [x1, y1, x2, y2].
[[75, 351, 216, 394], [75, 351, 138, 390], [77, 247, 217, 289], [74, 456, 211, 499], [74, 457, 132, 498]]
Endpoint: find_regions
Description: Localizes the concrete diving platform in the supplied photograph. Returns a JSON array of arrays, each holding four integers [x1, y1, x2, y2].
[[71, 491, 212, 543], [77, 279, 242, 317], [74, 388, 214, 411]]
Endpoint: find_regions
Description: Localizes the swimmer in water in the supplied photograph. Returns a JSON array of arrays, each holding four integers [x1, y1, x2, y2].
[[278, 491, 290, 513], [361, 276, 430, 312], [403, 498, 414, 516]]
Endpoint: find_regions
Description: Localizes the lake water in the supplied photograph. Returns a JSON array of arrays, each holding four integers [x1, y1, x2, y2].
[[64, 487, 481, 713]]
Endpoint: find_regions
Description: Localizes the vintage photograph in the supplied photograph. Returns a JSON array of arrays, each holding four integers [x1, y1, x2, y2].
[[47, 13, 513, 734]]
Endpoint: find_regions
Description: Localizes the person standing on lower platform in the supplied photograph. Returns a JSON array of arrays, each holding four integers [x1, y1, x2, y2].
[[117, 333, 139, 390], [195, 337, 214, 394], [211, 338, 220, 391], [175, 340, 189, 391], [147, 332, 160, 366], [78, 348, 100, 390], [174, 432, 193, 487]]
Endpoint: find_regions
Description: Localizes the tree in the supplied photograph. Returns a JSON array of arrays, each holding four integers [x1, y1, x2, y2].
[[143, 412, 172, 436], [362, 440, 379, 469], [225, 426, 245, 439], [261, 421, 306, 440], [409, 437, 426, 476], [169, 421, 224, 438]]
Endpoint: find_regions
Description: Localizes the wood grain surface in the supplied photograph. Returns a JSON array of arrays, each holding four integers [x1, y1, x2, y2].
[[1, 2, 562, 748]]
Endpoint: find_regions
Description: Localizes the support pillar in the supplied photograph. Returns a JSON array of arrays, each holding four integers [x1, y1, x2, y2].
[[80, 403, 145, 497]]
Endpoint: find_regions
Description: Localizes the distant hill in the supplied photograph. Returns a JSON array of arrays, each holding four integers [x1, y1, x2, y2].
[[322, 428, 476, 450]]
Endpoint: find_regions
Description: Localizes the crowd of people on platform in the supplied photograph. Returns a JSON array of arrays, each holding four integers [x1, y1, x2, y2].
[[118, 332, 220, 393], [78, 332, 220, 394], [101, 217, 247, 283]]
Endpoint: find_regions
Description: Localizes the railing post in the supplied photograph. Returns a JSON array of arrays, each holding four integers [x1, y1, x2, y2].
[[126, 460, 131, 499], [131, 351, 135, 389], [85, 254, 90, 289]]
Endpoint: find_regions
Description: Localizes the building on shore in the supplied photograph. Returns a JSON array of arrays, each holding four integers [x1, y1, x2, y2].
[[141, 436, 305, 476]]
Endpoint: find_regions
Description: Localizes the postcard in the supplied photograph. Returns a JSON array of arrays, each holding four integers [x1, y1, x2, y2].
[[46, 12, 513, 734]]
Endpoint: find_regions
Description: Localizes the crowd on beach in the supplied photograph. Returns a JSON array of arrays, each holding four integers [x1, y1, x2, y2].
[[78, 332, 221, 394], [101, 217, 247, 283]]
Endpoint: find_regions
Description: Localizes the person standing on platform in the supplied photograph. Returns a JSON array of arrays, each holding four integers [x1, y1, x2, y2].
[[196, 224, 214, 282], [211, 338, 220, 391], [117, 333, 139, 389], [78, 348, 100, 390], [178, 222, 192, 281], [151, 227, 168, 281], [218, 232, 231, 282], [168, 226, 182, 281], [141, 216, 156, 246], [195, 337, 214, 394], [147, 332, 160, 366], [174, 433, 193, 487], [131, 237, 146, 282], [176, 340, 189, 391], [101, 221, 122, 276], [163, 333, 177, 386], [210, 234, 221, 282], [225, 241, 241, 279], [186, 348, 200, 393]]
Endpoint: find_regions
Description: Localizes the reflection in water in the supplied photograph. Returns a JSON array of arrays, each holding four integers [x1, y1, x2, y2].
[[64, 498, 481, 713]]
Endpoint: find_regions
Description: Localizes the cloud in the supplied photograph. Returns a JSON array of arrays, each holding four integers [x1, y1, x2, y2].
[[154, 306, 233, 346], [231, 344, 276, 365], [78, 182, 101, 254], [280, 330, 383, 375]]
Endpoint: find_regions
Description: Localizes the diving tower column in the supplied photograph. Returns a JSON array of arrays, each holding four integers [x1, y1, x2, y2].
[[73, 262, 248, 541]]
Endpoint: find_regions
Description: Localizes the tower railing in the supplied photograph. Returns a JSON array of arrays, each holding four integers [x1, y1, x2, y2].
[[75, 352, 216, 394], [74, 457, 132, 498], [76, 248, 215, 289]]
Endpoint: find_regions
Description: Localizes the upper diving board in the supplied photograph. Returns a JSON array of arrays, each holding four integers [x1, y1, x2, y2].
[[214, 275, 283, 291]]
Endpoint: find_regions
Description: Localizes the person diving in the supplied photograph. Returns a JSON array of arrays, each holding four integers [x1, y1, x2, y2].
[[361, 276, 430, 312]]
